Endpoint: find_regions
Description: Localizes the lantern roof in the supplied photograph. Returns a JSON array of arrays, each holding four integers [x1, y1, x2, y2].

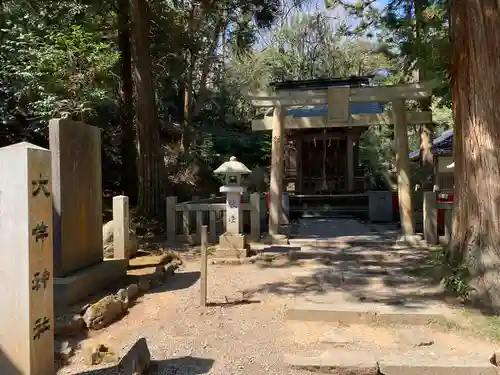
[[214, 156, 251, 175]]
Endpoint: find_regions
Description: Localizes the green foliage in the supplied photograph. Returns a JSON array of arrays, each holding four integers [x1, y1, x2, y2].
[[0, 2, 119, 128], [229, 12, 391, 90], [430, 246, 471, 298], [325, 0, 450, 91], [0, 0, 280, 194], [0, 0, 454, 200]]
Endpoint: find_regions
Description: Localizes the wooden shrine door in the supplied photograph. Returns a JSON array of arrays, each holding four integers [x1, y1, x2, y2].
[[299, 136, 348, 194]]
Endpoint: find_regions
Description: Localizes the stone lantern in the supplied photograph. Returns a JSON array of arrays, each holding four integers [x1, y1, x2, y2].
[[214, 156, 251, 258]]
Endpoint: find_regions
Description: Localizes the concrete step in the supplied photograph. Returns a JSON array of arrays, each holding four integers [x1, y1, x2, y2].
[[285, 351, 378, 375], [285, 350, 497, 375], [285, 324, 497, 375], [286, 302, 449, 325], [288, 237, 396, 248]]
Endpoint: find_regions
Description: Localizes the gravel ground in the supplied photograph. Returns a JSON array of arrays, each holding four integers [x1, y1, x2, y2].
[[57, 258, 326, 375], [56, 252, 499, 375]]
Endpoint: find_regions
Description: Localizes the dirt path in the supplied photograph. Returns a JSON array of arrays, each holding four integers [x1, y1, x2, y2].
[[57, 259, 330, 375], [58, 218, 500, 374], [58, 255, 500, 375]]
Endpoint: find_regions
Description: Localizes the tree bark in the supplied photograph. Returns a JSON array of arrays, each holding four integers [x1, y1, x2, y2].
[[129, 0, 163, 217], [180, 10, 223, 154], [415, 0, 435, 191], [191, 20, 224, 119], [181, 50, 193, 153], [117, 0, 137, 203], [180, 5, 195, 154], [0, 0, 5, 45], [450, 0, 500, 310]]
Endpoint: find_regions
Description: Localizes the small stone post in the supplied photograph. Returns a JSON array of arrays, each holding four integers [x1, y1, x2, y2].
[[423, 191, 438, 245], [249, 192, 261, 242], [0, 142, 54, 375], [200, 225, 208, 306], [166, 196, 177, 242], [113, 195, 131, 259], [214, 156, 251, 258], [209, 210, 217, 244]]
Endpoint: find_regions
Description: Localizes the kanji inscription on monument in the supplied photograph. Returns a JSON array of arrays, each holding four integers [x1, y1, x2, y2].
[[32, 174, 50, 197], [32, 221, 49, 243], [31, 269, 51, 291], [0, 142, 55, 375], [226, 195, 240, 234]]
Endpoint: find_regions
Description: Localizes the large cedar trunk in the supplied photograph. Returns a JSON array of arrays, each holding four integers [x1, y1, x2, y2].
[[129, 0, 163, 217], [415, 0, 434, 191], [117, 0, 137, 203], [181, 58, 193, 153], [450, 0, 500, 310]]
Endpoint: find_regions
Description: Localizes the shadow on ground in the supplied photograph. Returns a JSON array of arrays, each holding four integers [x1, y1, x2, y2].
[[55, 258, 200, 370], [207, 299, 261, 307], [75, 356, 215, 375], [148, 271, 200, 294], [243, 219, 465, 311]]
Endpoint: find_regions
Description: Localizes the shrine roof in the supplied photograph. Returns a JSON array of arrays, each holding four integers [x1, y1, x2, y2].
[[253, 75, 385, 119], [270, 75, 374, 90], [409, 129, 453, 160], [260, 102, 384, 119]]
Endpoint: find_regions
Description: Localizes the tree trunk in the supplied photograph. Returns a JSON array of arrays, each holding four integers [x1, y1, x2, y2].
[[450, 0, 500, 310], [191, 20, 224, 119], [180, 14, 223, 155], [181, 51, 193, 154], [415, 0, 434, 191], [0, 0, 5, 45], [180, 5, 195, 155], [117, 0, 137, 203], [129, 0, 163, 218]]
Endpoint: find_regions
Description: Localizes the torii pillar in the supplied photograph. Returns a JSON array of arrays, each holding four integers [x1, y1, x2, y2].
[[393, 99, 415, 237], [269, 105, 286, 238]]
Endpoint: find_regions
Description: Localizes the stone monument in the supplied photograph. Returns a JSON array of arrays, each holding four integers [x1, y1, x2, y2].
[[214, 156, 251, 258], [0, 142, 54, 375], [49, 118, 127, 307]]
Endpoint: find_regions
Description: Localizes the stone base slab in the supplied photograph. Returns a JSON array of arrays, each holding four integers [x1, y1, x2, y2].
[[54, 258, 128, 308], [285, 351, 497, 375], [214, 248, 247, 258], [262, 234, 289, 245], [286, 302, 448, 326], [285, 352, 378, 375], [215, 233, 248, 258]]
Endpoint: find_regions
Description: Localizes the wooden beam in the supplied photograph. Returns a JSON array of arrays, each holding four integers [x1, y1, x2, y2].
[[176, 203, 252, 211], [251, 111, 432, 131], [393, 99, 414, 236], [288, 132, 345, 141], [246, 80, 440, 107]]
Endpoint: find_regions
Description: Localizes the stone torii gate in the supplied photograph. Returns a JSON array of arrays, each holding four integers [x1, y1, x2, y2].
[[245, 80, 439, 241]]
